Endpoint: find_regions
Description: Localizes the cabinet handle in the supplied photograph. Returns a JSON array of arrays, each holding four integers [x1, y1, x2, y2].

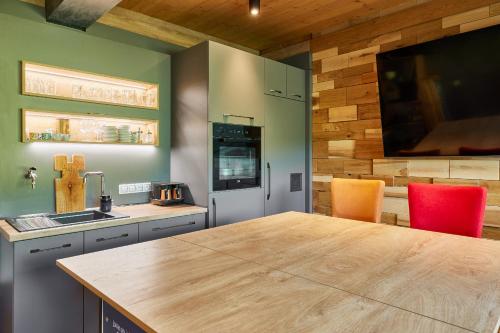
[[96, 233, 129, 243], [292, 94, 302, 98], [30, 243, 71, 254], [152, 221, 195, 232], [222, 114, 254, 120], [212, 198, 217, 228], [267, 162, 271, 201], [269, 89, 283, 94]]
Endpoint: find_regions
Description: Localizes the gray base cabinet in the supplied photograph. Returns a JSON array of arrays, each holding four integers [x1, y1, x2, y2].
[[0, 212, 206, 333], [138, 214, 205, 242], [13, 233, 84, 333], [83, 224, 139, 333], [209, 188, 265, 228]]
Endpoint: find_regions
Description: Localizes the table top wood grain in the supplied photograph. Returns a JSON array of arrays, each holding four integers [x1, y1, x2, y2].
[[57, 212, 500, 333]]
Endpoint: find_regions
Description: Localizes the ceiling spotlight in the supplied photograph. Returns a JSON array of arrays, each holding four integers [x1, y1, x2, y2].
[[249, 0, 260, 16]]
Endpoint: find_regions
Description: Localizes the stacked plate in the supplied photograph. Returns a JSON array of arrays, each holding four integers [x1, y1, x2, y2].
[[103, 126, 118, 143], [119, 125, 131, 143]]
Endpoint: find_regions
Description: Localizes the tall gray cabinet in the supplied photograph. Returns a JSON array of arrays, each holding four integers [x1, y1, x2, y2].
[[263, 58, 306, 215], [264, 96, 306, 215], [171, 41, 307, 228]]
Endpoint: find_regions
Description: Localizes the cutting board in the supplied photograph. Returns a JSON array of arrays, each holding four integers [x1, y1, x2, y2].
[[54, 154, 85, 214]]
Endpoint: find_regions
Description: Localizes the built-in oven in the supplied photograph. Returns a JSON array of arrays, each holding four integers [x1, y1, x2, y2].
[[213, 123, 261, 191]]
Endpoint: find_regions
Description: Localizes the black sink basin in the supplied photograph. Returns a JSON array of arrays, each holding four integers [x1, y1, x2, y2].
[[48, 210, 116, 225]]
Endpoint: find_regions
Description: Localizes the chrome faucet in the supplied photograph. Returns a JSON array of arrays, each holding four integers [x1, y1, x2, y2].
[[83, 171, 105, 196], [26, 167, 38, 189]]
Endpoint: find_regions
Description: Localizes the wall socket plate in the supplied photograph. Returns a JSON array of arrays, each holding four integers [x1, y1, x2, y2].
[[119, 182, 152, 195]]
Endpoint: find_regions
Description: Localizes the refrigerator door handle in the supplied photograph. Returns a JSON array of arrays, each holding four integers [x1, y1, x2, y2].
[[267, 162, 271, 200], [212, 198, 217, 227]]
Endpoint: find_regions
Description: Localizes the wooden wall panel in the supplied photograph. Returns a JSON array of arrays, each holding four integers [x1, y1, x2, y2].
[[311, 1, 500, 240]]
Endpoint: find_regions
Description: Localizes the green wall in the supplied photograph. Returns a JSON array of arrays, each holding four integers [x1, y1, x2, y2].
[[0, 0, 178, 216]]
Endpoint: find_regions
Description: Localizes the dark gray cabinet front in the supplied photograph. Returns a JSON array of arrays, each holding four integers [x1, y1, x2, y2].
[[13, 232, 84, 333], [84, 224, 139, 253], [139, 214, 206, 242], [83, 224, 139, 333], [265, 96, 306, 215], [209, 188, 265, 228]]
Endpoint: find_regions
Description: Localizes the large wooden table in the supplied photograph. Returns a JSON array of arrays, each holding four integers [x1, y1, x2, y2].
[[57, 212, 500, 333]]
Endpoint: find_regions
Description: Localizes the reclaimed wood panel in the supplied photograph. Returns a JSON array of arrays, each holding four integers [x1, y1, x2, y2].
[[373, 159, 408, 177], [319, 88, 347, 108], [346, 83, 379, 105], [343, 159, 373, 175], [393, 176, 433, 186], [328, 140, 356, 157], [449, 160, 500, 180], [328, 105, 358, 122], [311, 0, 500, 239], [460, 14, 500, 32], [442, 6, 490, 28], [408, 160, 450, 178]]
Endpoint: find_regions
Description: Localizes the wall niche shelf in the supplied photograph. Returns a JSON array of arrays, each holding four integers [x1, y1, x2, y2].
[[22, 109, 159, 146], [22, 61, 159, 110]]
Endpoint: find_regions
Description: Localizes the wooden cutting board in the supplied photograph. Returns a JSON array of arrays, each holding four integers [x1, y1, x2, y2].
[[54, 154, 85, 214]]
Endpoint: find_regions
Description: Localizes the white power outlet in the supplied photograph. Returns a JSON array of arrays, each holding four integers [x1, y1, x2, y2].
[[119, 182, 152, 195], [119, 184, 129, 194]]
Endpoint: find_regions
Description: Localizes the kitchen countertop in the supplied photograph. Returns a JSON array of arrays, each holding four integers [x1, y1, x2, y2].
[[0, 204, 207, 242], [57, 212, 500, 333]]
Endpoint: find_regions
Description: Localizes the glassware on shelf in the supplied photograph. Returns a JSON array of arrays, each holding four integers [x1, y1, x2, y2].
[[144, 130, 153, 144]]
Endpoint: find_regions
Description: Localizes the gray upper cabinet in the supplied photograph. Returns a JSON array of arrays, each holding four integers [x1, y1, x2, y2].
[[13, 233, 84, 333], [264, 58, 287, 98], [286, 66, 306, 101], [209, 42, 265, 126], [139, 214, 206, 242]]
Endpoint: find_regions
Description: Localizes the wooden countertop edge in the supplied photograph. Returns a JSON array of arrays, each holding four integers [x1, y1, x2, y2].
[[56, 260, 156, 333], [0, 204, 208, 242]]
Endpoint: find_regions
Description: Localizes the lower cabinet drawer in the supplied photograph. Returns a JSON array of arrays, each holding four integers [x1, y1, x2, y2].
[[84, 224, 139, 253], [138, 214, 206, 242]]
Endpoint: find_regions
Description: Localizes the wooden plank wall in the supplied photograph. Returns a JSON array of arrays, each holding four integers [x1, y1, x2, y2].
[[311, 0, 500, 240]]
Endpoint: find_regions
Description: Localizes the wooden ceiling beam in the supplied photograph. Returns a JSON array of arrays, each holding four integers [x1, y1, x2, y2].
[[19, 0, 259, 54]]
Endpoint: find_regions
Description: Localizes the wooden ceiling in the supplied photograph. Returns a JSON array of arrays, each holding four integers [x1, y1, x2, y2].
[[118, 0, 421, 52]]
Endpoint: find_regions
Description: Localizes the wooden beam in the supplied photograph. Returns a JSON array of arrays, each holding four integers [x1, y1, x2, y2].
[[20, 0, 258, 54]]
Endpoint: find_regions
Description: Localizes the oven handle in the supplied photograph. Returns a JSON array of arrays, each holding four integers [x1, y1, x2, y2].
[[267, 162, 271, 200], [222, 113, 255, 120]]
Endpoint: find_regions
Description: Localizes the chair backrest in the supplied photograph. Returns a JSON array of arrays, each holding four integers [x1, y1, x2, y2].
[[408, 183, 487, 238], [331, 178, 385, 223]]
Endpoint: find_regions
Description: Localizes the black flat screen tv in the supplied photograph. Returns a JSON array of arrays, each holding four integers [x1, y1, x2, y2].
[[376, 24, 500, 157]]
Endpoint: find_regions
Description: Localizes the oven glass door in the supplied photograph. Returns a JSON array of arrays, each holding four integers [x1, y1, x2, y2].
[[213, 139, 261, 191]]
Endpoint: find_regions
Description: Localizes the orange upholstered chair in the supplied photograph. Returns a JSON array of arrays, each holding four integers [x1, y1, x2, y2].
[[331, 178, 385, 223]]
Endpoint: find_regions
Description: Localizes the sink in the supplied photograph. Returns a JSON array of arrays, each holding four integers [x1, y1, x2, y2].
[[6, 210, 129, 232], [48, 210, 117, 225]]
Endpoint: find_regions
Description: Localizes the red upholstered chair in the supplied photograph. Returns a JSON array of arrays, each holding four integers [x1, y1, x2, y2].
[[408, 183, 487, 238]]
